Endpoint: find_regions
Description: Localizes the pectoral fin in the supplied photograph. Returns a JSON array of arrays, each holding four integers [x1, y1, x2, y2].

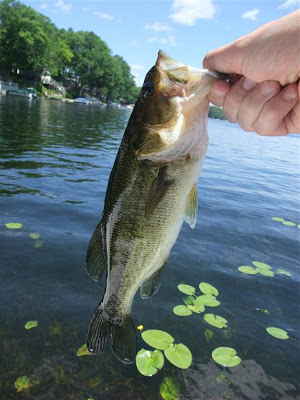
[[86, 221, 107, 281], [140, 264, 166, 299], [145, 166, 174, 218], [184, 184, 198, 229]]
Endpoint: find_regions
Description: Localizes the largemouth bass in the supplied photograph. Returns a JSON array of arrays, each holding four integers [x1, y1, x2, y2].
[[86, 51, 221, 363]]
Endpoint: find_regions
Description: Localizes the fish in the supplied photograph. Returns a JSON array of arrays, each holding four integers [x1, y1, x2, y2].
[[86, 50, 222, 364]]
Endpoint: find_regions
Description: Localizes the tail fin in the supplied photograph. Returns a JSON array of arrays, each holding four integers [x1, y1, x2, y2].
[[86, 305, 136, 364]]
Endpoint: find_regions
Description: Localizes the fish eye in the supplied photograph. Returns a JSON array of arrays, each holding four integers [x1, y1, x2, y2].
[[141, 81, 154, 98]]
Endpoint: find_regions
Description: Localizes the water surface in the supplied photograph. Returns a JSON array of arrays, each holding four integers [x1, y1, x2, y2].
[[0, 95, 299, 400]]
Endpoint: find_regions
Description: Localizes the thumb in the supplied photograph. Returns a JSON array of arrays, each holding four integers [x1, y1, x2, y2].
[[203, 42, 245, 75]]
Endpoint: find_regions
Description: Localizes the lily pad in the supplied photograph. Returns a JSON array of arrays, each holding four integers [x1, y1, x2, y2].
[[266, 327, 289, 340], [34, 240, 44, 248], [14, 376, 31, 392], [282, 221, 296, 226], [256, 269, 275, 277], [160, 376, 180, 400], [271, 217, 285, 222], [136, 349, 164, 376], [252, 261, 272, 270], [204, 299, 221, 307], [194, 294, 216, 306], [5, 222, 23, 229], [76, 344, 92, 356], [177, 284, 196, 295], [212, 347, 241, 367], [187, 304, 204, 313], [24, 320, 38, 330], [142, 330, 174, 350], [199, 282, 219, 296], [183, 295, 195, 305], [164, 343, 192, 369], [173, 305, 192, 316], [29, 232, 40, 239], [277, 269, 292, 277], [203, 314, 228, 329], [238, 266, 257, 275], [204, 329, 213, 343]]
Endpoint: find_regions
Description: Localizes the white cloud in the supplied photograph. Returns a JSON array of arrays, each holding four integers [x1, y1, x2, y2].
[[170, 0, 216, 26], [242, 9, 260, 21], [130, 64, 144, 71], [144, 22, 171, 33], [55, 0, 72, 14], [129, 40, 138, 47], [279, 0, 299, 8], [81, 7, 89, 13], [94, 11, 114, 20], [40, 3, 48, 10], [130, 64, 145, 86]]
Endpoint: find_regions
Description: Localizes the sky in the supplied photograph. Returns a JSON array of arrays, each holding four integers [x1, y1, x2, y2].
[[22, 0, 299, 86]]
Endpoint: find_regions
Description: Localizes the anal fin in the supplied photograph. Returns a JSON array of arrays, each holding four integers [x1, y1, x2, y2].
[[184, 184, 198, 229], [86, 220, 107, 281], [140, 264, 166, 299]]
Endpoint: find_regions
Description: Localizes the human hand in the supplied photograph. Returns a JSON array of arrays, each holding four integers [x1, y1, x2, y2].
[[203, 11, 300, 135]]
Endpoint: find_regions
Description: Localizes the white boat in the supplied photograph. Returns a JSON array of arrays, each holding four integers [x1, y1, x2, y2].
[[8, 88, 37, 99]]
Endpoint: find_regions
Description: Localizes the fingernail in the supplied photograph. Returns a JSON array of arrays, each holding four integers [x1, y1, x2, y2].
[[242, 77, 257, 91], [213, 87, 226, 97], [283, 86, 297, 100], [259, 82, 275, 96]]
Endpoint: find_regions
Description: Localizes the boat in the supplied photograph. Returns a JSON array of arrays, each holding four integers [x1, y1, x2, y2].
[[74, 97, 90, 105], [106, 101, 121, 108], [7, 88, 37, 99]]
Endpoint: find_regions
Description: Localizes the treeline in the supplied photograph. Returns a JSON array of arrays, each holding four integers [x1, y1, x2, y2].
[[0, 0, 139, 102], [208, 105, 226, 120]]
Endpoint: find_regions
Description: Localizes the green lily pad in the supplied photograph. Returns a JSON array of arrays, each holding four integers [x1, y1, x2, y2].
[[164, 343, 192, 369], [160, 376, 180, 400], [203, 314, 228, 329], [271, 217, 285, 222], [277, 269, 292, 277], [298, 224, 300, 229], [187, 304, 204, 313], [238, 266, 257, 275], [199, 282, 219, 296], [194, 294, 216, 306], [282, 221, 296, 226], [212, 347, 241, 367], [136, 349, 164, 376], [177, 284, 196, 295], [76, 344, 92, 356], [183, 295, 195, 305], [14, 376, 31, 392], [204, 329, 213, 343], [204, 299, 221, 307], [24, 320, 38, 330], [34, 240, 44, 248], [256, 269, 275, 277], [266, 327, 289, 340], [142, 330, 174, 350], [173, 305, 192, 316], [252, 261, 272, 270], [29, 232, 40, 239], [5, 222, 23, 229]]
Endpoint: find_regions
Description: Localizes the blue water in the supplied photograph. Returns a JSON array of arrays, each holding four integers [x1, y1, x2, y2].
[[0, 95, 299, 400]]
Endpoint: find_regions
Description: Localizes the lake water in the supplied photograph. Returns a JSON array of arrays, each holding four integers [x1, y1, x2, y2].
[[0, 95, 299, 400]]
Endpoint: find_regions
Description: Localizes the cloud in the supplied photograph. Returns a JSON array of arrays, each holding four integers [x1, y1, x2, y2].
[[148, 34, 176, 47], [279, 0, 299, 8], [144, 22, 171, 33], [40, 3, 48, 10], [94, 11, 114, 20], [241, 9, 260, 21], [130, 64, 145, 86], [55, 0, 71, 14], [170, 0, 216, 26], [129, 40, 138, 47], [130, 64, 144, 71]]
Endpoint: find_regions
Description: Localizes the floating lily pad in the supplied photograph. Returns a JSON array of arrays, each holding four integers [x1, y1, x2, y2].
[[271, 217, 285, 222], [212, 347, 241, 367], [142, 330, 174, 350], [194, 294, 216, 306], [187, 304, 204, 313], [298, 224, 300, 229], [24, 320, 38, 330], [204, 299, 221, 307], [252, 261, 272, 270], [203, 314, 228, 329], [173, 305, 192, 316], [238, 266, 257, 275], [256, 269, 275, 277], [277, 269, 292, 277], [282, 221, 296, 226], [266, 327, 289, 340], [34, 240, 44, 248], [5, 222, 23, 229], [183, 295, 195, 305], [177, 284, 196, 295], [164, 343, 192, 369], [199, 282, 219, 296], [29, 232, 40, 239], [204, 329, 213, 343], [136, 349, 164, 376], [76, 344, 92, 356], [160, 376, 180, 400]]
